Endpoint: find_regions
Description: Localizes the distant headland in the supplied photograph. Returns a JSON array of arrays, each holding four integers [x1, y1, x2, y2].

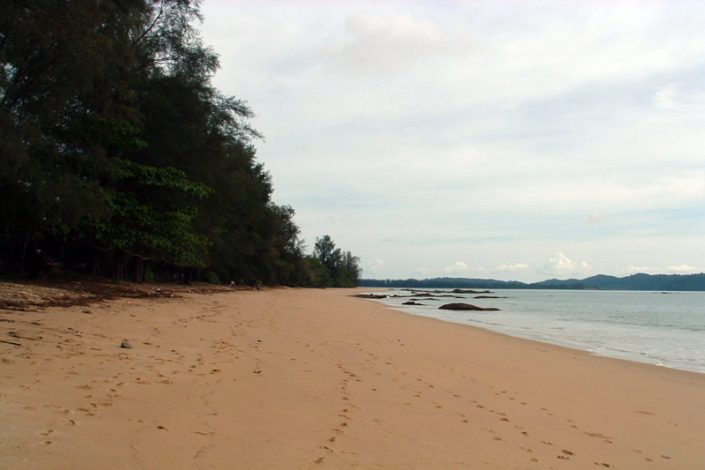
[[360, 273, 705, 291]]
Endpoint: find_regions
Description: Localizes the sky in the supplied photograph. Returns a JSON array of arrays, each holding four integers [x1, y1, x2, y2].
[[199, 0, 705, 282]]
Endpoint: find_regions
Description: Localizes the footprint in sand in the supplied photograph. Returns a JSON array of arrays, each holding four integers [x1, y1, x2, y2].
[[585, 431, 613, 444], [76, 407, 95, 416]]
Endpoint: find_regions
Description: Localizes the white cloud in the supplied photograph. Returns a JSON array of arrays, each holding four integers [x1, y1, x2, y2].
[[625, 266, 652, 274], [626, 264, 705, 274], [443, 261, 472, 275], [366, 258, 386, 274], [653, 84, 705, 110], [653, 84, 678, 109], [627, 264, 703, 275], [497, 263, 529, 273], [666, 265, 701, 274], [538, 253, 591, 277], [414, 267, 430, 277], [586, 212, 607, 225], [329, 13, 445, 74]]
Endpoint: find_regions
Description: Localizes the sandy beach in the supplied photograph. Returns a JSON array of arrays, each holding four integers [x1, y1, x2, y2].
[[1, 286, 704, 469]]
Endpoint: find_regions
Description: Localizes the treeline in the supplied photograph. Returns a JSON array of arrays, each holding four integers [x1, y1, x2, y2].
[[360, 277, 526, 289], [360, 273, 705, 291], [0, 1, 359, 287]]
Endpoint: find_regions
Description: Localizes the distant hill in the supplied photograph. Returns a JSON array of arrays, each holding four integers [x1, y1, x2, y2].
[[360, 273, 705, 291]]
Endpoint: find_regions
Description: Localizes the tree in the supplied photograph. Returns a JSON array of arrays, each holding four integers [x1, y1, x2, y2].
[[313, 235, 337, 269], [0, 1, 359, 287], [312, 235, 361, 287]]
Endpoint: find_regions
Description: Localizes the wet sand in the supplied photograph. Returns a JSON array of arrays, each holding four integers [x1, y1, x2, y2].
[[1, 287, 704, 469]]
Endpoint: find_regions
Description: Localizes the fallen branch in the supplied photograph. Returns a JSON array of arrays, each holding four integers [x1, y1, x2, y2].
[[0, 339, 21, 346]]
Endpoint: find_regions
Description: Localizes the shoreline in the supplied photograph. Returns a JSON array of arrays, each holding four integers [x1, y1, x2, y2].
[[362, 291, 705, 383], [370, 288, 705, 375], [2, 287, 704, 468], [386, 303, 705, 375]]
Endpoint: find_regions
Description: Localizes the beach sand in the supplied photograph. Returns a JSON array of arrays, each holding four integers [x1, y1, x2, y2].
[[1, 286, 704, 469]]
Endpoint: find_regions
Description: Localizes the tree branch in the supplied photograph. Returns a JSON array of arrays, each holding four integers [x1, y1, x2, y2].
[[132, 1, 165, 45]]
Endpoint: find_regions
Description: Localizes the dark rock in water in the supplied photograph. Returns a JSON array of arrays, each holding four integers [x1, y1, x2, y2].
[[438, 303, 499, 311], [473, 295, 507, 299], [451, 289, 493, 294], [353, 293, 388, 299], [403, 301, 425, 306], [120, 340, 133, 349]]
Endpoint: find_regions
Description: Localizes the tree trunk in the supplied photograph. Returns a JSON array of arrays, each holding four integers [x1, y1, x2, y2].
[[133, 256, 144, 283]]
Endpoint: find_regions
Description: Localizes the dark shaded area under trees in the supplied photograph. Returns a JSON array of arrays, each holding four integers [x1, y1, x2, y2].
[[0, 0, 360, 287]]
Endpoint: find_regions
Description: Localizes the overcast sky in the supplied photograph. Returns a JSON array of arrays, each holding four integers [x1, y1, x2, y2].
[[199, 0, 705, 282]]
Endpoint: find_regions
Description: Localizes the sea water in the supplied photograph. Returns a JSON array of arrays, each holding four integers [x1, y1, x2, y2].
[[374, 289, 705, 374]]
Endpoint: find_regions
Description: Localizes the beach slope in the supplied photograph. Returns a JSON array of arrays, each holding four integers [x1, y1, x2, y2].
[[1, 287, 704, 469]]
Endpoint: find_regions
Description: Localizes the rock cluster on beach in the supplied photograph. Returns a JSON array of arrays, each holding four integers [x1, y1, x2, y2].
[[438, 303, 500, 312], [353, 293, 389, 299], [353, 291, 502, 311], [450, 289, 493, 294]]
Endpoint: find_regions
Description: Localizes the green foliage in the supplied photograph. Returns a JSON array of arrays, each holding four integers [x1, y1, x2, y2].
[[111, 159, 211, 198], [313, 235, 362, 287], [0, 0, 361, 285], [204, 270, 221, 284]]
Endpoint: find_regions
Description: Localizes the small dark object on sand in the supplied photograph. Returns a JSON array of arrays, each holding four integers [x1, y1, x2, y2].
[[120, 340, 133, 349]]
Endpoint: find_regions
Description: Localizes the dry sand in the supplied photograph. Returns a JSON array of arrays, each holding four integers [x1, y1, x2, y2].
[[1, 286, 704, 469]]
